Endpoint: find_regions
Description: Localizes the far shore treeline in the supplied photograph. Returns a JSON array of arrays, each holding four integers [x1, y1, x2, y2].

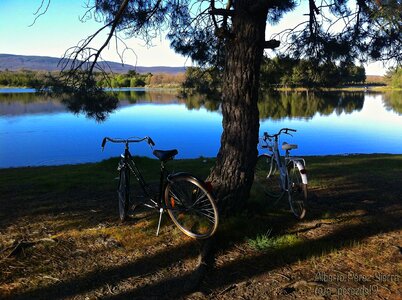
[[0, 58, 400, 91], [0, 69, 185, 89]]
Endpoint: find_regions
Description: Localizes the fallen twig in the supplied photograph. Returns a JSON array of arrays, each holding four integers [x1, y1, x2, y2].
[[5, 237, 57, 258], [7, 241, 35, 258]]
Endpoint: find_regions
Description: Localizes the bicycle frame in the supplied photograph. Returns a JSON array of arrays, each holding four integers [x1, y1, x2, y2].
[[120, 146, 174, 236], [120, 145, 165, 210], [263, 134, 308, 192], [120, 145, 197, 212], [268, 137, 289, 191]]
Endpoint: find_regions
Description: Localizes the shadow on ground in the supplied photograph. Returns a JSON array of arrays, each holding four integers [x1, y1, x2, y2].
[[1, 155, 401, 299]]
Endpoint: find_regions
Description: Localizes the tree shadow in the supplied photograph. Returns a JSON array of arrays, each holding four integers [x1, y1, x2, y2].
[[4, 155, 402, 299], [8, 193, 401, 300], [105, 210, 401, 299], [8, 238, 199, 300]]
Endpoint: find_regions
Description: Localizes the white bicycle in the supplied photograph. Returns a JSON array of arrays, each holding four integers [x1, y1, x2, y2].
[[254, 128, 308, 219]]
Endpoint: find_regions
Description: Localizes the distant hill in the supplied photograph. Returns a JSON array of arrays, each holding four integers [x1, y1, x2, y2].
[[0, 54, 186, 74]]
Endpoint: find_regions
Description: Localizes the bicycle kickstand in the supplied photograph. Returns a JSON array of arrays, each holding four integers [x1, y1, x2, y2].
[[156, 208, 164, 236]]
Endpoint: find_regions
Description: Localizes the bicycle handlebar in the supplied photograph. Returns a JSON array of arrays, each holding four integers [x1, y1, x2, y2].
[[263, 128, 297, 140], [101, 136, 155, 151]]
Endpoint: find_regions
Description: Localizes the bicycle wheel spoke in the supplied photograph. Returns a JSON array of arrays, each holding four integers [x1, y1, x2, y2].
[[193, 187, 202, 201], [196, 202, 214, 211], [165, 176, 218, 239], [254, 155, 284, 200], [193, 193, 210, 207], [196, 210, 216, 223], [287, 162, 307, 219], [169, 187, 186, 206], [175, 182, 188, 199]]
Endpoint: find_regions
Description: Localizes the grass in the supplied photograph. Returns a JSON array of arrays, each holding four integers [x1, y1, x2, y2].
[[0, 154, 401, 298], [247, 232, 302, 251]]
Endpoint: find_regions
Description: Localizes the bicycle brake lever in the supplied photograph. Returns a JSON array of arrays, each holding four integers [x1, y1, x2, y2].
[[148, 137, 155, 147], [263, 133, 271, 142], [101, 138, 107, 151]]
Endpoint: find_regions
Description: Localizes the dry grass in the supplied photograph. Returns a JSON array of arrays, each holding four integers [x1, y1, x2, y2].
[[0, 155, 401, 299]]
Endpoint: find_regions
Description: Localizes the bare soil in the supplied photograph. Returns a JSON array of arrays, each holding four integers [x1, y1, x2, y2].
[[0, 155, 401, 299]]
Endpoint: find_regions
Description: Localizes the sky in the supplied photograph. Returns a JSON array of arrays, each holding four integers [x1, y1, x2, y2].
[[0, 0, 388, 74]]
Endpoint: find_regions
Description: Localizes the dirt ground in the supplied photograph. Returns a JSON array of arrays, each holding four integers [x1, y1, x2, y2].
[[0, 156, 401, 299]]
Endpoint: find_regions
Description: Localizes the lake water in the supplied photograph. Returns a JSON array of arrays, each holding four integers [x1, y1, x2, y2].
[[0, 88, 401, 168]]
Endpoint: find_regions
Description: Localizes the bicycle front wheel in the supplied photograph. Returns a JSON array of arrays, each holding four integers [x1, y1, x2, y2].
[[117, 167, 130, 222], [287, 162, 307, 219], [164, 175, 219, 239], [254, 154, 284, 201]]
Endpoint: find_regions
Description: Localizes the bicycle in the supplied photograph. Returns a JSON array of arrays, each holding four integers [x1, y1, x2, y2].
[[254, 128, 308, 219], [101, 136, 219, 239]]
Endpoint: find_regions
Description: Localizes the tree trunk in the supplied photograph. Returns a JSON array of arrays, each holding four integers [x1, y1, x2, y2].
[[208, 1, 268, 215]]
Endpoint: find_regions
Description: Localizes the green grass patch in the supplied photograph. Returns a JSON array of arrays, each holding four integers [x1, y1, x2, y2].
[[248, 232, 303, 251]]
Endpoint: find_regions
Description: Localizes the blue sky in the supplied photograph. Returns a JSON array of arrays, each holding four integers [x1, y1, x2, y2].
[[0, 0, 387, 74], [0, 0, 187, 67]]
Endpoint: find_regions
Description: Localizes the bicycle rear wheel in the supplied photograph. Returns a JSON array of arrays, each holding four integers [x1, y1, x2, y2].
[[254, 154, 284, 201], [164, 175, 219, 239], [117, 167, 130, 222], [287, 162, 307, 219]]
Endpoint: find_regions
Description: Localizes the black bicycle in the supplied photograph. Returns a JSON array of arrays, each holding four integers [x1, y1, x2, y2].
[[101, 136, 219, 239]]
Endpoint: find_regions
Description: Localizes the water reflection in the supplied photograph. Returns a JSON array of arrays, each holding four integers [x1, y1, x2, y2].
[[182, 94, 221, 112], [60, 93, 117, 122], [1, 88, 401, 168], [0, 89, 401, 119], [0, 92, 66, 116], [258, 91, 365, 120], [115, 90, 220, 112], [382, 91, 402, 114], [114, 89, 178, 104]]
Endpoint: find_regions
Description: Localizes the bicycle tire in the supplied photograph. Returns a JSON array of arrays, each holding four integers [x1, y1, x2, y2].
[[117, 167, 130, 222], [254, 154, 284, 201], [164, 175, 219, 239], [287, 161, 307, 219]]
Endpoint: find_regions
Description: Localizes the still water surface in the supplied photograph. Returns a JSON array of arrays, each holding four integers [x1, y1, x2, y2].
[[0, 88, 401, 168]]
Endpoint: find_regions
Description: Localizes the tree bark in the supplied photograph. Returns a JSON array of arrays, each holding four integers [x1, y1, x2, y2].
[[208, 1, 268, 215]]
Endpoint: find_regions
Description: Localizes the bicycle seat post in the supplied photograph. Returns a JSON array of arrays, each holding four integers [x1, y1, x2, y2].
[[158, 161, 166, 202]]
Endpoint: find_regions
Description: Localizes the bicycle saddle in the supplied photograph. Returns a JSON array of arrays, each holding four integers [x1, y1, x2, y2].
[[153, 149, 178, 161], [282, 142, 298, 150]]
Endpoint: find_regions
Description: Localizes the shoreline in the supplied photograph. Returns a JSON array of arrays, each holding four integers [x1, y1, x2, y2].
[[1, 153, 401, 170]]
